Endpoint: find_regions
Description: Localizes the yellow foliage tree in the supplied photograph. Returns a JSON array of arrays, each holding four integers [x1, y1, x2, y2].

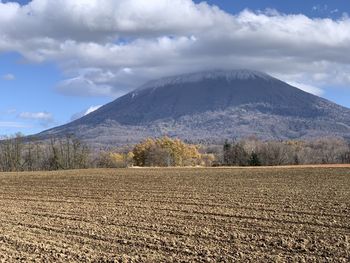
[[98, 151, 134, 168], [132, 137, 200, 167]]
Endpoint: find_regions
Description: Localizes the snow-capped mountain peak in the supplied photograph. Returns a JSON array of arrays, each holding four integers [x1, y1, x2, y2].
[[139, 69, 273, 90]]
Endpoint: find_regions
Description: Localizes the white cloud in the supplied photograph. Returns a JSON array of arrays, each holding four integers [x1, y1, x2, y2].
[[0, 1, 350, 97], [312, 5, 328, 12], [18, 111, 53, 126], [2, 73, 15, 80], [286, 81, 324, 96], [0, 0, 221, 43], [70, 105, 102, 121], [19, 111, 52, 120], [331, 9, 339, 14], [56, 77, 114, 97]]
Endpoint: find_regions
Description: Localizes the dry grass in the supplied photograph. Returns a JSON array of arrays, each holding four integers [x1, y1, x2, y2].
[[0, 167, 349, 262]]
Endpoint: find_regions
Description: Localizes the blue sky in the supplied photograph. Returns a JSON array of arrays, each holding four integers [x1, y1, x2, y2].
[[1, 52, 109, 134], [1, 0, 350, 135], [194, 0, 349, 18]]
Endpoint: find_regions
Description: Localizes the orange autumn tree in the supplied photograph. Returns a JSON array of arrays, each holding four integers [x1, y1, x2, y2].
[[132, 137, 200, 167]]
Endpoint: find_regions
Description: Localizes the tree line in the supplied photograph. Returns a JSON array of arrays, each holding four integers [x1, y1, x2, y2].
[[0, 134, 349, 171], [221, 137, 350, 166], [0, 134, 89, 172]]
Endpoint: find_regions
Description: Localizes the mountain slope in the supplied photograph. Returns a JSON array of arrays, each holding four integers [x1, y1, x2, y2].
[[37, 70, 350, 147]]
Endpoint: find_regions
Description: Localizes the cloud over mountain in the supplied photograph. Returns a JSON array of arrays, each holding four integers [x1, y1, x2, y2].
[[1, 0, 350, 97]]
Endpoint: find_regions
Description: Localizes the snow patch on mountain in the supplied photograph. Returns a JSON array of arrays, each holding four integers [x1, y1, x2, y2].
[[139, 69, 273, 90], [71, 105, 102, 121]]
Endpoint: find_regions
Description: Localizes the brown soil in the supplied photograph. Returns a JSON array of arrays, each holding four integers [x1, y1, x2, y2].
[[0, 167, 349, 262]]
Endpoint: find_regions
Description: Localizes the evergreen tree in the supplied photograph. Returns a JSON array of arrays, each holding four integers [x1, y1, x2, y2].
[[223, 140, 232, 165], [249, 152, 261, 166], [293, 154, 300, 165]]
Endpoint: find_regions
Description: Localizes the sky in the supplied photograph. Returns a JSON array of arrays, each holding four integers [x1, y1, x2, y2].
[[1, 0, 350, 136]]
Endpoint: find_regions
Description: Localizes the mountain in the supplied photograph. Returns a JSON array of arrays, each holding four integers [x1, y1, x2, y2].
[[36, 69, 350, 148]]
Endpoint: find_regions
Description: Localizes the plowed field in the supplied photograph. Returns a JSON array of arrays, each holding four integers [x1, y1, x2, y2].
[[0, 167, 349, 262]]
